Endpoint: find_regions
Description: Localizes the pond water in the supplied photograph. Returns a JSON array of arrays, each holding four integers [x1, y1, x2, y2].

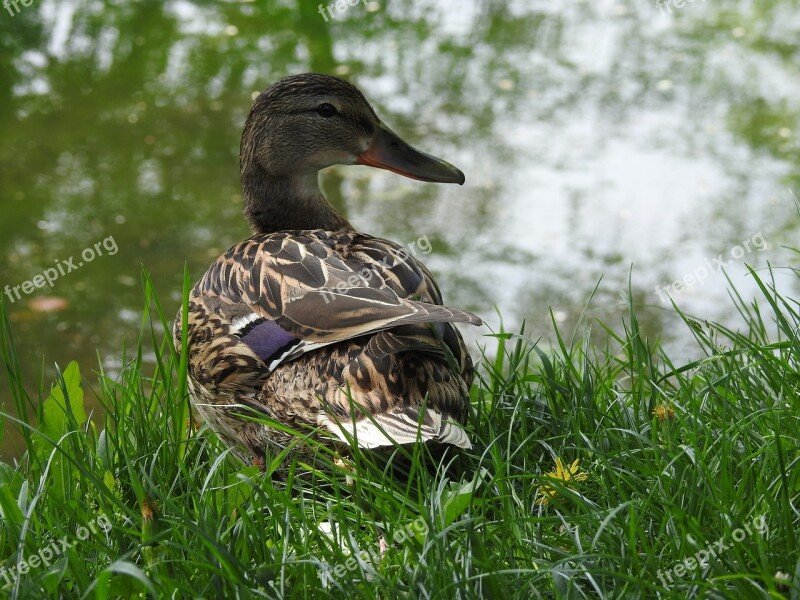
[[1, 0, 799, 458]]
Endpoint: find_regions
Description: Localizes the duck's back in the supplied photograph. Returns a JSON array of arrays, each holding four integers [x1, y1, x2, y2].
[[175, 230, 479, 459]]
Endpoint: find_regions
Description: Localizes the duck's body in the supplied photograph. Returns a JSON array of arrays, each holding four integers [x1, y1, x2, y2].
[[174, 74, 480, 463]]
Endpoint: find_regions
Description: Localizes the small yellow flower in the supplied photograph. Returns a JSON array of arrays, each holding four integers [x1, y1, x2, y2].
[[536, 458, 588, 506], [653, 404, 675, 421]]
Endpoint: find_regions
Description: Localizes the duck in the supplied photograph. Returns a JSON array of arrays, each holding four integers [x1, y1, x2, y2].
[[174, 73, 482, 466]]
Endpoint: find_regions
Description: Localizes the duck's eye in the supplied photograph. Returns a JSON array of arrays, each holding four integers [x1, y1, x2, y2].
[[316, 103, 338, 118]]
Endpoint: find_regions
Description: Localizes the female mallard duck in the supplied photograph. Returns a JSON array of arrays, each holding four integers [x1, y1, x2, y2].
[[174, 74, 481, 465]]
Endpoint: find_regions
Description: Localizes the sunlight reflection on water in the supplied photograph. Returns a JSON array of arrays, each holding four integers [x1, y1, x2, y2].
[[1, 0, 799, 457]]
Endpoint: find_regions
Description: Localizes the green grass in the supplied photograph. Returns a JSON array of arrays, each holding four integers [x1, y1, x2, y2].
[[0, 260, 799, 599]]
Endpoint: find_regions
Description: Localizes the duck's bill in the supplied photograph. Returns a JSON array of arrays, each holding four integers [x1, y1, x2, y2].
[[357, 123, 465, 185]]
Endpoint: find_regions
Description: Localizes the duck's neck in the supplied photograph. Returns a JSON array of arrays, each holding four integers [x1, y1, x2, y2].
[[241, 164, 353, 234]]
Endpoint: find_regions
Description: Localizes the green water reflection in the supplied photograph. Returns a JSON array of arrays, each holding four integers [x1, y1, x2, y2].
[[1, 0, 799, 458]]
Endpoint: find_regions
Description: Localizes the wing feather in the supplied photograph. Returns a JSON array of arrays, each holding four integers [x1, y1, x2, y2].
[[194, 231, 481, 347]]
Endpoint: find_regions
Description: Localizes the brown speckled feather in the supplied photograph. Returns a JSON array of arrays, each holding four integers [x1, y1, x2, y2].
[[175, 230, 480, 459]]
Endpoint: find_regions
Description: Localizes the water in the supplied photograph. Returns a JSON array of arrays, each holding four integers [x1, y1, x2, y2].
[[1, 0, 799, 458]]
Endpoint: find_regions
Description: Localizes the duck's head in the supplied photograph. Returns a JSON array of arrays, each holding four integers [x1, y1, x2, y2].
[[240, 73, 465, 233]]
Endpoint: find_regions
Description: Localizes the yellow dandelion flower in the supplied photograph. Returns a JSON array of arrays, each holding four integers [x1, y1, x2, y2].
[[536, 458, 588, 506], [653, 404, 675, 421]]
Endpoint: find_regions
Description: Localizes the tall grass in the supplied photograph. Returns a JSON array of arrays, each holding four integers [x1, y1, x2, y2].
[[0, 261, 798, 599]]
